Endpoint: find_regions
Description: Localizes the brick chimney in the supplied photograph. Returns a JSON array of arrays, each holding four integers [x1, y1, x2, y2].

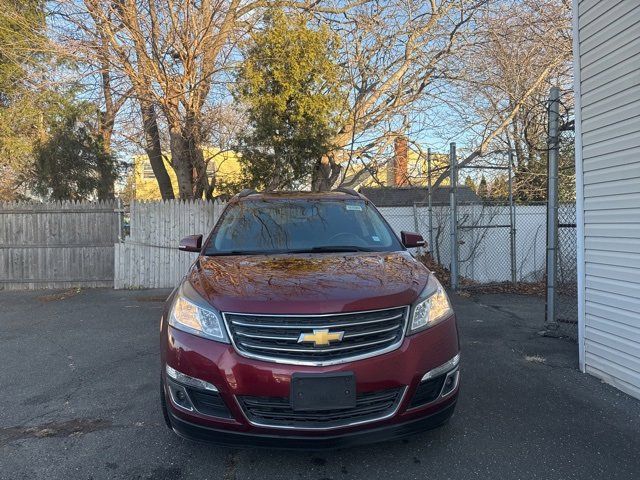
[[394, 136, 408, 186]]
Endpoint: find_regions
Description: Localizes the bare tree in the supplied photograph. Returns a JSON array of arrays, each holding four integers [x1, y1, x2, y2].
[[139, 100, 174, 199], [314, 0, 571, 192], [50, 1, 176, 199], [92, 34, 130, 199], [49, 0, 571, 197], [59, 0, 366, 199], [79, 0, 233, 199], [430, 0, 572, 189], [310, 0, 487, 190]]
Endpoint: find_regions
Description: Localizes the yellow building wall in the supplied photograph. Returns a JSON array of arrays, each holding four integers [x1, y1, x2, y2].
[[133, 148, 242, 200]]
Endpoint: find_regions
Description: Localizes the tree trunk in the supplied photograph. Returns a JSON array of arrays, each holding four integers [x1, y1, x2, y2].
[[192, 145, 210, 199], [265, 155, 284, 191], [311, 154, 341, 191], [141, 102, 174, 200], [94, 34, 117, 202], [95, 161, 115, 200], [169, 111, 210, 200], [204, 170, 215, 200], [169, 127, 195, 199], [95, 123, 115, 201]]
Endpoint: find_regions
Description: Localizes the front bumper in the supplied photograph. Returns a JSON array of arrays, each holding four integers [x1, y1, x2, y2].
[[161, 313, 459, 444], [167, 399, 456, 449]]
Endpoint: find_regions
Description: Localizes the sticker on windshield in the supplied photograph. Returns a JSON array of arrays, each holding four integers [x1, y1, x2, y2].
[[346, 204, 363, 211], [372, 235, 380, 242]]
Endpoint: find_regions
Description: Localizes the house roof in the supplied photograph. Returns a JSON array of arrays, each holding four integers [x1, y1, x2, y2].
[[359, 186, 481, 207]]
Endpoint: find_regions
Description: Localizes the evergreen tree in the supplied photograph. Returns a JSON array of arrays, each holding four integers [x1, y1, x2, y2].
[[477, 175, 488, 198], [0, 0, 44, 101], [234, 9, 344, 191], [31, 98, 119, 201], [490, 174, 509, 200], [0, 0, 46, 199], [464, 175, 477, 192]]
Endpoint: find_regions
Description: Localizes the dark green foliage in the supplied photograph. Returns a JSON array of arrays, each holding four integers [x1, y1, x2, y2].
[[31, 100, 119, 201]]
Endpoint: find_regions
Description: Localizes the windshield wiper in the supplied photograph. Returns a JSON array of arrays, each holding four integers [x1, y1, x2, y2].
[[291, 245, 375, 253], [204, 250, 282, 256], [204, 246, 375, 256]]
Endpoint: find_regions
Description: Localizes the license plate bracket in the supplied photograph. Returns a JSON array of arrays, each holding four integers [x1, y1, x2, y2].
[[290, 372, 356, 411]]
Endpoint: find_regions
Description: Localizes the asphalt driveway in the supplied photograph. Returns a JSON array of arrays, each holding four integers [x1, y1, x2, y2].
[[0, 288, 639, 480]]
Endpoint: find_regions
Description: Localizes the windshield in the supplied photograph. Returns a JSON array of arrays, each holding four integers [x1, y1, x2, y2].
[[204, 199, 402, 255]]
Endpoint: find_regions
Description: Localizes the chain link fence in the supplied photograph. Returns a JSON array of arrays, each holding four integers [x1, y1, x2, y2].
[[380, 88, 578, 338], [380, 199, 576, 338], [380, 197, 577, 339], [555, 204, 578, 338], [380, 201, 548, 287], [376, 147, 577, 339]]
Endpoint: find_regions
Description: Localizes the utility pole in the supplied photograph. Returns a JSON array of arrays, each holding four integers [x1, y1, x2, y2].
[[449, 143, 458, 291], [545, 87, 560, 331], [427, 148, 434, 253], [508, 150, 517, 285]]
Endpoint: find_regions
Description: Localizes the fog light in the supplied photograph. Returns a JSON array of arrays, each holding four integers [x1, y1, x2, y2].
[[166, 365, 218, 392], [167, 381, 193, 411], [440, 368, 459, 397], [410, 355, 460, 409]]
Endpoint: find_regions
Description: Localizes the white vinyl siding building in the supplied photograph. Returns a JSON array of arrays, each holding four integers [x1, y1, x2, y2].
[[574, 0, 640, 399]]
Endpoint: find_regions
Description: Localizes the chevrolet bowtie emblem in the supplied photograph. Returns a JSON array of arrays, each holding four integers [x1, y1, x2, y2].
[[298, 329, 345, 347]]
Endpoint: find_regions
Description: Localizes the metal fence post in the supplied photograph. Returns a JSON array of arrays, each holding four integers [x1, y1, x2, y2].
[[449, 143, 459, 290], [412, 202, 419, 232], [546, 87, 560, 330], [427, 148, 434, 254], [412, 202, 421, 255], [508, 151, 517, 285]]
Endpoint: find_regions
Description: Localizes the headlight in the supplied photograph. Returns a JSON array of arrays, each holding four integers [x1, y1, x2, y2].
[[409, 274, 453, 334], [168, 281, 229, 343]]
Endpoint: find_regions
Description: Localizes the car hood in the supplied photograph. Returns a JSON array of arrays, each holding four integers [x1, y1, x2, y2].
[[188, 251, 430, 314]]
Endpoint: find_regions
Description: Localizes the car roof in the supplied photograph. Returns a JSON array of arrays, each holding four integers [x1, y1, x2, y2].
[[232, 190, 367, 203]]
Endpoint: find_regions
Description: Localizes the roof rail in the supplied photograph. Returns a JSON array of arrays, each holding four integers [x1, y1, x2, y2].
[[236, 189, 258, 198], [334, 187, 361, 198]]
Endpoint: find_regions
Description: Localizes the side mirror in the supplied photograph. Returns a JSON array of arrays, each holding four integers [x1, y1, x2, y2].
[[401, 231, 426, 249], [179, 234, 203, 252]]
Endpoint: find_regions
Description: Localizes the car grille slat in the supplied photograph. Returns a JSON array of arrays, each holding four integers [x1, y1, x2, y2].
[[238, 387, 404, 428], [234, 331, 299, 341], [228, 311, 405, 330], [343, 324, 399, 338], [224, 307, 408, 364], [239, 335, 397, 353]]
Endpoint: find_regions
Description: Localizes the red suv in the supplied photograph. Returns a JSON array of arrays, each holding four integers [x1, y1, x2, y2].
[[160, 190, 459, 448]]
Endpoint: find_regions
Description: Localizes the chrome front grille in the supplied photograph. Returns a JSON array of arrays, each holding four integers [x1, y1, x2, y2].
[[238, 387, 405, 429], [223, 307, 409, 365]]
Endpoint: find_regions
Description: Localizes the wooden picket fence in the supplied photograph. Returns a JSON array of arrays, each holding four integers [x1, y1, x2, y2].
[[114, 200, 227, 289], [0, 200, 119, 290]]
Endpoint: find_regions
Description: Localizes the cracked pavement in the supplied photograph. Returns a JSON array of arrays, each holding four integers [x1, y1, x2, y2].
[[1, 288, 639, 480]]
